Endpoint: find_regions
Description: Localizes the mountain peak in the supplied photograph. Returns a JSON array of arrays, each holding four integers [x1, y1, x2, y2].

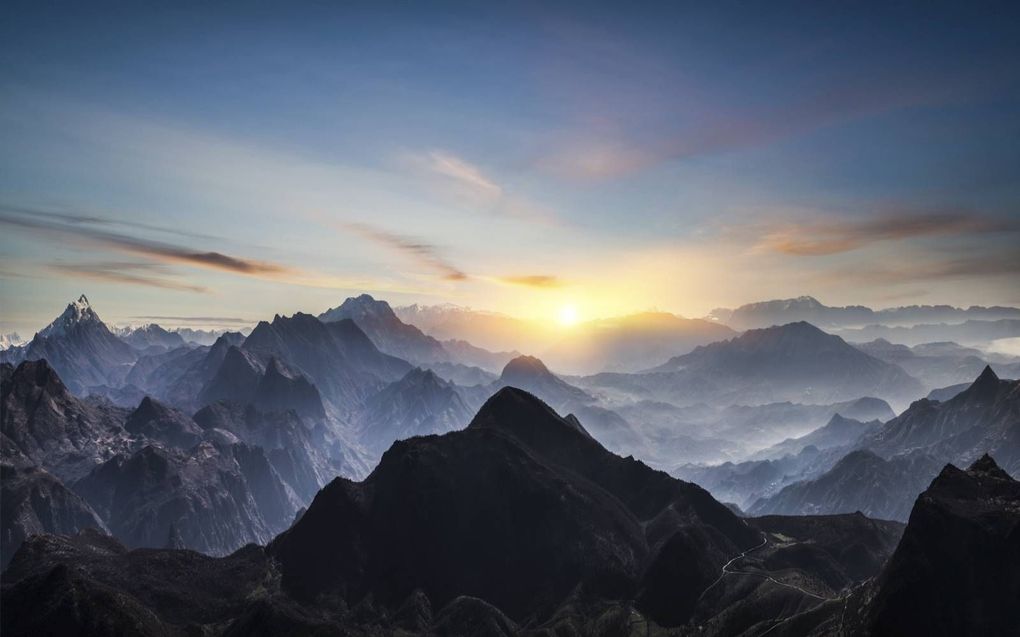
[[38, 295, 103, 338], [500, 355, 552, 380], [468, 386, 592, 441], [957, 365, 1001, 403], [967, 453, 1011, 480]]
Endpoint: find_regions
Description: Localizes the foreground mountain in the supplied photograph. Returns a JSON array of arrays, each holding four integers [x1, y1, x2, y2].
[[707, 296, 1020, 330], [319, 294, 449, 364], [2, 392, 1016, 635], [635, 321, 923, 408], [269, 387, 759, 625], [836, 455, 1020, 636], [2, 296, 136, 394]]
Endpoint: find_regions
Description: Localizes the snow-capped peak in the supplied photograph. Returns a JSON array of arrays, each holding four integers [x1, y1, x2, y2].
[[0, 332, 24, 349], [38, 294, 103, 338]]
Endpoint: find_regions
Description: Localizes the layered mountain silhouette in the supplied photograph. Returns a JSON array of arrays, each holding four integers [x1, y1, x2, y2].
[[748, 449, 944, 521], [355, 367, 474, 457], [707, 295, 1020, 331], [540, 311, 735, 373], [624, 321, 923, 407]]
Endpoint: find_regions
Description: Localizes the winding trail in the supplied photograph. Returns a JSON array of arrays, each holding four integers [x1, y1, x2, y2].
[[696, 523, 841, 636]]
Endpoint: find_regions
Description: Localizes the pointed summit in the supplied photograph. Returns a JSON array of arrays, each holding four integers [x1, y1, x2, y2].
[[38, 295, 103, 338], [469, 386, 593, 442], [957, 365, 1001, 403], [967, 453, 1011, 480]]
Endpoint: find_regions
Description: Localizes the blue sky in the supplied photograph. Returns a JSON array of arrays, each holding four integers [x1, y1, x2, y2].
[[2, 1, 1019, 333]]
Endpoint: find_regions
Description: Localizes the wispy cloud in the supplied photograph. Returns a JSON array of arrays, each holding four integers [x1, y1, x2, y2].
[[1, 206, 292, 276], [851, 251, 1020, 284], [496, 275, 566, 288], [756, 209, 1018, 256], [425, 151, 503, 198], [47, 262, 210, 293], [1, 204, 219, 242], [343, 222, 468, 281], [409, 150, 559, 225]]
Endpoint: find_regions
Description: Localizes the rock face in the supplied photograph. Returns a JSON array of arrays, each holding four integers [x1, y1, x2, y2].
[[269, 387, 759, 625], [7, 296, 137, 394], [862, 365, 1020, 475], [747, 449, 944, 521], [319, 294, 449, 365], [74, 441, 298, 555], [241, 312, 410, 414], [355, 367, 473, 457], [862, 455, 1020, 636], [1, 359, 132, 482], [648, 321, 924, 407], [0, 462, 107, 568], [123, 396, 203, 449]]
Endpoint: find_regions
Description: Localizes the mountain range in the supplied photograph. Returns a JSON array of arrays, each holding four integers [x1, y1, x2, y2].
[[707, 295, 1020, 330], [3, 383, 1017, 635]]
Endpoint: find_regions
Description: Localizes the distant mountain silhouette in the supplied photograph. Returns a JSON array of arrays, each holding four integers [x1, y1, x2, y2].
[[490, 355, 593, 409], [862, 365, 1020, 474], [320, 294, 449, 364], [747, 449, 943, 521], [355, 367, 474, 457], [2, 296, 136, 394], [640, 321, 923, 407], [541, 311, 735, 373], [117, 323, 187, 351], [707, 296, 1020, 330]]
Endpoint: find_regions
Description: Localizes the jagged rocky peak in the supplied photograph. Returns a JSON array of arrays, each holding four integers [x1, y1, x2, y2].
[[5, 358, 67, 394], [966, 453, 1012, 480], [38, 294, 103, 337]]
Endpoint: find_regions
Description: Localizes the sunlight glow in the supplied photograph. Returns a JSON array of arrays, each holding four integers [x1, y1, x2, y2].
[[557, 304, 579, 327]]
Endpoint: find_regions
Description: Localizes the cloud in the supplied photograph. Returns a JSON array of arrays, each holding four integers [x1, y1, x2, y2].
[[0, 207, 293, 276], [497, 275, 565, 288], [1, 204, 219, 242], [757, 210, 1018, 256], [425, 151, 503, 198], [408, 150, 559, 225], [343, 222, 469, 281], [857, 252, 1020, 284], [47, 262, 209, 293]]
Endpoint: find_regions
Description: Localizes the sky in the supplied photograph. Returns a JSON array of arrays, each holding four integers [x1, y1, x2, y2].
[[2, 1, 1019, 334]]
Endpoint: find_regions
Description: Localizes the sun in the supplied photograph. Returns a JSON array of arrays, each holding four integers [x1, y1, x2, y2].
[[557, 304, 579, 327]]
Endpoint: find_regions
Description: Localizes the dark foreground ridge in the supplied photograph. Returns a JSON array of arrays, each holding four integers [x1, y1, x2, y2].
[[1, 387, 1017, 636]]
